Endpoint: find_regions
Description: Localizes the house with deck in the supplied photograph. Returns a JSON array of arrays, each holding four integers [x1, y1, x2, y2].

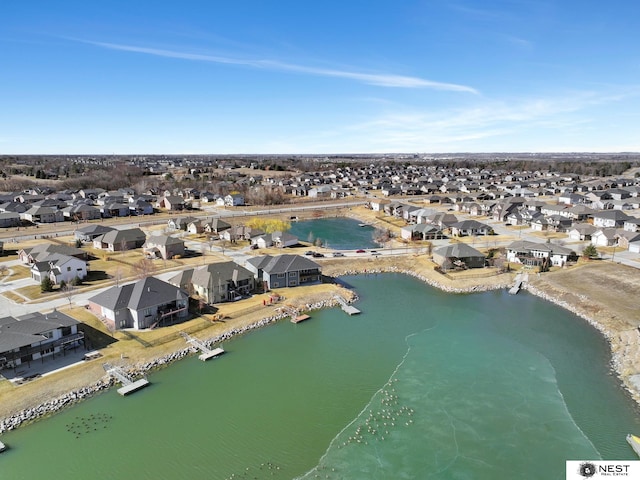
[[88, 276, 189, 330], [169, 261, 255, 304], [245, 254, 322, 290], [0, 310, 85, 370]]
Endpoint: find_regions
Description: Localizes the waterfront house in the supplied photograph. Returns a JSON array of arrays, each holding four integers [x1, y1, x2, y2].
[[169, 261, 255, 304], [506, 240, 575, 267], [432, 244, 486, 270], [88, 276, 189, 330], [245, 254, 322, 290], [0, 310, 85, 370]]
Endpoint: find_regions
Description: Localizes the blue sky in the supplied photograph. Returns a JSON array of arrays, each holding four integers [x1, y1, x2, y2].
[[2, 0, 639, 154]]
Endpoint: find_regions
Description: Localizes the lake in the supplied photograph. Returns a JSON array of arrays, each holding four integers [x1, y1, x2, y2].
[[1, 273, 638, 479]]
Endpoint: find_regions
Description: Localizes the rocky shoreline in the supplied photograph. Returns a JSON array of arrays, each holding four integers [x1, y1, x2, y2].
[[2, 266, 638, 433], [0, 298, 342, 434]]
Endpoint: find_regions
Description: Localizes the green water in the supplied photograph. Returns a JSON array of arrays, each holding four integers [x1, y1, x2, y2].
[[2, 274, 639, 479], [289, 217, 380, 249]]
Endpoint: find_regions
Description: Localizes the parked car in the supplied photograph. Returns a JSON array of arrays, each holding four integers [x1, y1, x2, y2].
[[333, 252, 345, 257], [356, 249, 365, 253], [312, 252, 325, 258], [305, 251, 315, 256]]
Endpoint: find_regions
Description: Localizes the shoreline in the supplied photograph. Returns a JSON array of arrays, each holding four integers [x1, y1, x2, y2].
[[1, 258, 639, 433]]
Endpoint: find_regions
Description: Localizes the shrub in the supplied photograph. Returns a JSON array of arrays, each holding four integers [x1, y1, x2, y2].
[[41, 277, 53, 292]]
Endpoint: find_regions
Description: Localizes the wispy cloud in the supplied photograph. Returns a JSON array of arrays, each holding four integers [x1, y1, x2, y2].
[[81, 40, 478, 93]]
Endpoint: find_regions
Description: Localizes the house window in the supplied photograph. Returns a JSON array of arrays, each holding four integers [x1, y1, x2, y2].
[[277, 273, 285, 278], [67, 266, 71, 271], [289, 271, 297, 277], [144, 308, 152, 316]]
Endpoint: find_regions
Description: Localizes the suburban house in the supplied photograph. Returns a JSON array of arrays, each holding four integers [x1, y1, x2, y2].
[[0, 310, 85, 370], [74, 225, 117, 242], [167, 216, 197, 231], [187, 220, 205, 234], [19, 244, 88, 265], [567, 224, 597, 242], [21, 205, 64, 223], [591, 228, 618, 247], [253, 231, 299, 249], [157, 195, 185, 211], [92, 228, 146, 252], [0, 212, 20, 227], [169, 261, 255, 304], [449, 220, 492, 237], [592, 210, 631, 228], [506, 240, 575, 267], [142, 234, 185, 260], [62, 204, 102, 221], [432, 243, 486, 270], [244, 254, 322, 290], [100, 202, 130, 218], [400, 224, 445, 241], [88, 276, 189, 330], [203, 218, 231, 235], [30, 253, 88, 285], [224, 193, 245, 206]]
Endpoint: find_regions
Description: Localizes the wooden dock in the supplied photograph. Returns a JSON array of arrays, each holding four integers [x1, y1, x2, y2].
[[509, 273, 528, 295], [103, 363, 150, 396], [0, 440, 7, 453], [291, 314, 311, 324], [334, 296, 361, 315], [181, 332, 225, 361], [198, 347, 225, 361]]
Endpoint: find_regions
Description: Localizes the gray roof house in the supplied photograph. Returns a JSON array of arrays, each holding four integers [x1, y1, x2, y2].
[[244, 254, 322, 290], [169, 261, 255, 304], [432, 243, 486, 270], [142, 234, 185, 260], [0, 310, 84, 370], [74, 224, 117, 242], [88, 276, 189, 330], [92, 228, 146, 252]]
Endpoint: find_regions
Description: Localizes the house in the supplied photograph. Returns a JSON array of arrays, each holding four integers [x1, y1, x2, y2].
[[203, 218, 231, 235], [449, 220, 492, 237], [224, 193, 245, 206], [567, 224, 597, 242], [92, 228, 146, 252], [157, 195, 185, 211], [0, 310, 85, 370], [592, 210, 631, 228], [62, 204, 101, 221], [400, 224, 445, 241], [432, 243, 486, 270], [21, 205, 64, 223], [169, 261, 255, 304], [506, 240, 575, 267], [19, 244, 88, 265], [167, 216, 197, 231], [128, 198, 154, 216], [254, 231, 299, 249], [591, 228, 618, 247], [142, 235, 185, 260], [74, 225, 117, 242], [100, 202, 130, 218], [187, 220, 205, 234], [88, 276, 189, 330], [221, 226, 264, 242], [0, 212, 20, 228], [244, 254, 322, 290], [30, 253, 87, 285]]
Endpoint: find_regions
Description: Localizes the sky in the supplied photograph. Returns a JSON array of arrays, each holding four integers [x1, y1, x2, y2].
[[1, 0, 639, 154]]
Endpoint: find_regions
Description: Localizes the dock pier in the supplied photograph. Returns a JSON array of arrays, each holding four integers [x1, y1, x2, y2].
[[334, 295, 361, 315], [509, 273, 528, 295], [0, 440, 7, 453], [103, 363, 150, 396], [181, 332, 225, 361]]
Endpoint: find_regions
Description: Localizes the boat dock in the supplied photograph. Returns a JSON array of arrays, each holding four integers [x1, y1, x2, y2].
[[181, 332, 225, 361], [291, 314, 311, 324], [334, 296, 361, 315], [509, 273, 528, 295], [0, 440, 7, 453], [103, 363, 150, 396]]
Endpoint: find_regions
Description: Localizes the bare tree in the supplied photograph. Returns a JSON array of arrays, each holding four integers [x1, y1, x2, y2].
[[113, 266, 123, 287], [133, 258, 157, 279], [61, 282, 76, 310]]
